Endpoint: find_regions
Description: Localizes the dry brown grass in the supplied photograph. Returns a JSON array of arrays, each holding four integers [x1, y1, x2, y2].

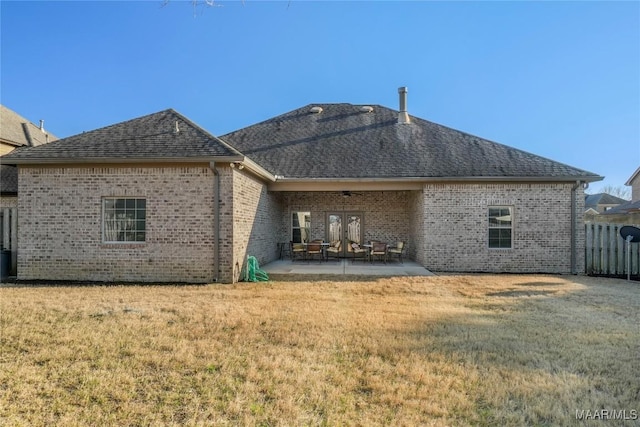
[[0, 274, 638, 426]]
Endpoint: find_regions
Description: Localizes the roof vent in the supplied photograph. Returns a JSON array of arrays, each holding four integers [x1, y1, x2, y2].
[[360, 106, 374, 113], [39, 120, 45, 132], [398, 86, 410, 124], [174, 121, 180, 134], [309, 106, 323, 114]]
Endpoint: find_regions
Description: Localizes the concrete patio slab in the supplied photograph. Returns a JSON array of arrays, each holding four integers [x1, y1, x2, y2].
[[261, 259, 435, 277]]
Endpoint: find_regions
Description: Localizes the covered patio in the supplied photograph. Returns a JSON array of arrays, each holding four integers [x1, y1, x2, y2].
[[262, 258, 435, 277]]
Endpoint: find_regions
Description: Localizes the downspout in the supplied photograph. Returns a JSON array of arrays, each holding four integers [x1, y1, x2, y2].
[[210, 161, 220, 282], [570, 180, 582, 275]]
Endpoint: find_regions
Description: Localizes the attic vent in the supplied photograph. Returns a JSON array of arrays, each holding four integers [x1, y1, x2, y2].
[[360, 106, 374, 113], [309, 106, 323, 114]]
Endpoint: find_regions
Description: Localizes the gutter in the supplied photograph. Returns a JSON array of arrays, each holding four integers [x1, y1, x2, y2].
[[270, 175, 604, 183], [570, 180, 583, 275], [236, 157, 277, 182], [209, 161, 220, 282], [2, 155, 277, 183], [1, 156, 245, 165]]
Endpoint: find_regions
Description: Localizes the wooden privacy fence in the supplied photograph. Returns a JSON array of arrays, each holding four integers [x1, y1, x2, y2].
[[585, 222, 640, 276]]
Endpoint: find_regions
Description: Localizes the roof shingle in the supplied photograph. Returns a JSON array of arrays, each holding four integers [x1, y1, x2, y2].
[[1, 109, 241, 162], [221, 103, 601, 181]]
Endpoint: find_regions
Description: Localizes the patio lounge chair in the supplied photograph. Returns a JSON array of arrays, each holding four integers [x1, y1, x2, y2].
[[387, 241, 405, 264], [370, 241, 388, 264]]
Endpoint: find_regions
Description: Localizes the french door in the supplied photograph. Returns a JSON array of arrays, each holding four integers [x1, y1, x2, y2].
[[327, 212, 364, 257]]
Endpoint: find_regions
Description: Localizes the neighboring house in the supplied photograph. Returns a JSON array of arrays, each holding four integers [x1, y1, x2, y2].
[[584, 193, 628, 214], [626, 166, 640, 203], [0, 105, 56, 155], [598, 166, 640, 224], [0, 105, 58, 277], [1, 88, 602, 283], [1, 105, 58, 203]]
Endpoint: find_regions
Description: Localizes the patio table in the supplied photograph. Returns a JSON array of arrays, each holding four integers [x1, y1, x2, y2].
[[362, 244, 373, 262]]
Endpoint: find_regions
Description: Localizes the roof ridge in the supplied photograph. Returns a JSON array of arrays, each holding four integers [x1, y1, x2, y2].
[[2, 108, 243, 162], [81, 108, 175, 134], [169, 109, 243, 156], [221, 102, 602, 181]]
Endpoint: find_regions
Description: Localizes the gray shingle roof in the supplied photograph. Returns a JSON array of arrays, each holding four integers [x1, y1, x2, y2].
[[0, 105, 58, 147], [602, 199, 640, 215], [1, 109, 241, 162], [221, 103, 602, 181], [585, 193, 628, 208]]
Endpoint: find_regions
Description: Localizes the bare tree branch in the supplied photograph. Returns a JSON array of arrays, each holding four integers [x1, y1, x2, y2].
[[160, 0, 228, 17]]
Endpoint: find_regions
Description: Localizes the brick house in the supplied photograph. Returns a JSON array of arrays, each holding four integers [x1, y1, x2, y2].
[[597, 166, 640, 224], [1, 89, 602, 283], [584, 193, 629, 215], [625, 166, 640, 203]]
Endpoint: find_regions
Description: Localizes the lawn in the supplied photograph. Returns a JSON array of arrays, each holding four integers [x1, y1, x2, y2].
[[0, 275, 638, 426]]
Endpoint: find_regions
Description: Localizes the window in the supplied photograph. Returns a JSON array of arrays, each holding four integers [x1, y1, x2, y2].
[[488, 206, 513, 249], [103, 198, 146, 243], [291, 211, 310, 243]]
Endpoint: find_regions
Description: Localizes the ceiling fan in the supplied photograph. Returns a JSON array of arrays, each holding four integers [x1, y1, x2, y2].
[[341, 190, 364, 198]]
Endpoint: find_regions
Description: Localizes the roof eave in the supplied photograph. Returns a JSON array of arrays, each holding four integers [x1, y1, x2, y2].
[[625, 166, 640, 186], [241, 157, 277, 182], [0, 139, 25, 148], [1, 155, 245, 165], [2, 155, 278, 183], [268, 175, 603, 192], [272, 175, 604, 183]]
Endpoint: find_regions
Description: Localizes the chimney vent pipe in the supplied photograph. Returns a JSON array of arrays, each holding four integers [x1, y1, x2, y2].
[[398, 87, 410, 124], [39, 120, 45, 132]]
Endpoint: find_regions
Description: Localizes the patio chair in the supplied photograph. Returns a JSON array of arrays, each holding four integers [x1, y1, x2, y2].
[[370, 241, 388, 264], [306, 241, 323, 263], [387, 241, 405, 264], [351, 242, 367, 263], [326, 240, 341, 260], [290, 241, 305, 262]]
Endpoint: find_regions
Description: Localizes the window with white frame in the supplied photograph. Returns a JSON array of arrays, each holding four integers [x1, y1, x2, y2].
[[488, 206, 513, 249], [291, 211, 310, 243], [103, 198, 146, 242]]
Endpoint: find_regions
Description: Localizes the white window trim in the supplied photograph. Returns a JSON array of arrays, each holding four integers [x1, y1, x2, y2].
[[488, 205, 514, 249], [102, 197, 146, 244], [291, 210, 311, 243]]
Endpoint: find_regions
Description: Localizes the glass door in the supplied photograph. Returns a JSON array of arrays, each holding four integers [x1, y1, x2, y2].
[[327, 212, 364, 257]]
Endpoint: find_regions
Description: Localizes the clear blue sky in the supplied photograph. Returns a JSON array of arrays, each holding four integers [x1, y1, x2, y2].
[[2, 1, 638, 193]]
